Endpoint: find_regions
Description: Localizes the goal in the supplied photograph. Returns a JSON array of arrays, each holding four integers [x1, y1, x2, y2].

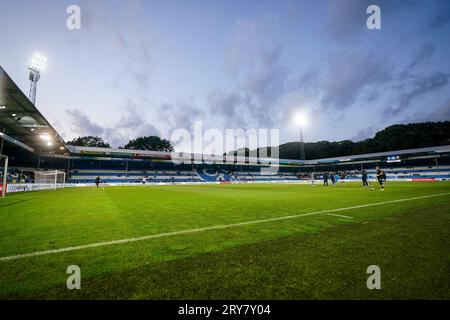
[[0, 155, 8, 198], [34, 170, 66, 190]]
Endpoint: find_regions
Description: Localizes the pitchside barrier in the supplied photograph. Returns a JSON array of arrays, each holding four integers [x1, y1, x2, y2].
[[5, 183, 66, 193], [0, 154, 8, 198]]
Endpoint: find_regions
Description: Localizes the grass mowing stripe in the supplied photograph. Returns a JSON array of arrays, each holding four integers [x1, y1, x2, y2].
[[1, 192, 449, 262]]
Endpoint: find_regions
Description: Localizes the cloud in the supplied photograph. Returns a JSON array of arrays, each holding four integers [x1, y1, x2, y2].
[[431, 99, 450, 120], [405, 99, 450, 123], [215, 18, 295, 129], [66, 109, 104, 137], [157, 100, 203, 135], [66, 101, 159, 147], [324, 0, 416, 42], [242, 44, 289, 105], [59, 1, 450, 147], [428, 5, 450, 31], [405, 42, 435, 70], [71, 1, 153, 92], [321, 50, 394, 110], [318, 44, 447, 118], [385, 71, 450, 116], [325, 0, 369, 42], [207, 90, 247, 127], [351, 126, 376, 142]]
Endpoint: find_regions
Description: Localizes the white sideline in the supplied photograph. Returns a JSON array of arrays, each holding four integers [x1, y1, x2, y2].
[[1, 192, 449, 262]]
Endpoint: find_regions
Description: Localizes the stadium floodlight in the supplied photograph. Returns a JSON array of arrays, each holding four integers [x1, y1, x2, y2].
[[28, 52, 47, 105], [294, 112, 308, 160], [295, 112, 308, 128], [29, 53, 47, 72]]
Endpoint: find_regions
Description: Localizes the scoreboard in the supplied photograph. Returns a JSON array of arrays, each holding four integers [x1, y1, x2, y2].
[[387, 155, 401, 163]]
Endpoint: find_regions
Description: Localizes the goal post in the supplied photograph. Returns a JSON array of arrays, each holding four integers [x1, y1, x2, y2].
[[0, 155, 8, 198], [34, 170, 66, 190]]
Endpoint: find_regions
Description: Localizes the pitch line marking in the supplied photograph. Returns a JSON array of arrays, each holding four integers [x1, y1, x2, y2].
[[1, 192, 449, 262], [326, 213, 353, 219]]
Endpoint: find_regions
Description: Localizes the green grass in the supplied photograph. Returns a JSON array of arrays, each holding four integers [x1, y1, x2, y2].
[[0, 182, 449, 299]]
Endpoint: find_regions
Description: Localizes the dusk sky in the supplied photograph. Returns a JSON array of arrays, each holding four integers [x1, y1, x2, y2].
[[0, 0, 449, 149]]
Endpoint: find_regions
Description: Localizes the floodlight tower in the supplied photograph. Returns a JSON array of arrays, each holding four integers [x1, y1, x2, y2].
[[295, 112, 308, 161], [28, 52, 47, 105]]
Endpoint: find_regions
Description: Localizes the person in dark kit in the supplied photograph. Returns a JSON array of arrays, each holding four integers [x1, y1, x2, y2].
[[323, 172, 329, 186], [95, 176, 101, 188], [375, 166, 384, 190], [362, 170, 369, 187], [330, 172, 336, 186], [382, 170, 387, 184]]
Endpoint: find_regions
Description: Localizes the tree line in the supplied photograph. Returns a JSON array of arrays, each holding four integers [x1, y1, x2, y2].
[[66, 135, 173, 152], [228, 121, 450, 160], [67, 121, 450, 159]]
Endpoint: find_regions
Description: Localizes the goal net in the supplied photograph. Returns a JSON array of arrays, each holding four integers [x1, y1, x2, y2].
[[34, 170, 66, 190]]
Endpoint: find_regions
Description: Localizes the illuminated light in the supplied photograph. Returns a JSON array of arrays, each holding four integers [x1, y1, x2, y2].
[[294, 112, 309, 127], [59, 146, 64, 150], [29, 52, 47, 72], [0, 106, 6, 109], [46, 141, 53, 146], [11, 113, 17, 117], [39, 134, 51, 141]]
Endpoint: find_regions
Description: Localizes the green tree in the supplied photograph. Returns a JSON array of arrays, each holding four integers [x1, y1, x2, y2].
[[67, 136, 111, 148], [123, 136, 174, 152]]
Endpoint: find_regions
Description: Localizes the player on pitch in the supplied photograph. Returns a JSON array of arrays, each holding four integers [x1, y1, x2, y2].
[[95, 176, 101, 188], [362, 170, 369, 187], [375, 166, 385, 190]]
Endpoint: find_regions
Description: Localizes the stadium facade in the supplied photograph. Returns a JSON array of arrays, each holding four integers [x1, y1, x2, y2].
[[1, 65, 450, 194]]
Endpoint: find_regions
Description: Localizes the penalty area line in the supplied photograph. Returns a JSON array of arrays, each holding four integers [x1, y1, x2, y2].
[[1, 192, 449, 262]]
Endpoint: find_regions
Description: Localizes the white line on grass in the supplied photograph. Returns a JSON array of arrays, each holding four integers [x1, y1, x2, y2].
[[326, 213, 353, 219], [1, 192, 449, 262]]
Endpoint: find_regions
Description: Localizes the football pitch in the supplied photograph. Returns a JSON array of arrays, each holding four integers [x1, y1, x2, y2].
[[0, 182, 449, 299]]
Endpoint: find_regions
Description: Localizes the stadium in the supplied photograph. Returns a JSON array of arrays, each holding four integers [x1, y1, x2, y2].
[[1, 1, 450, 306], [1, 63, 449, 300]]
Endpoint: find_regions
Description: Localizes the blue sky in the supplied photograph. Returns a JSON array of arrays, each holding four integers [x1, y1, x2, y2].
[[0, 0, 449, 148]]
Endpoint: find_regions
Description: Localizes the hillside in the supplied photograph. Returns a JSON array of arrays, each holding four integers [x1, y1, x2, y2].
[[230, 121, 450, 160]]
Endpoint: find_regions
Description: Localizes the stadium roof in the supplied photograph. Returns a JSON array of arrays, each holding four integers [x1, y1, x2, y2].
[[0, 66, 68, 155], [302, 145, 450, 166]]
